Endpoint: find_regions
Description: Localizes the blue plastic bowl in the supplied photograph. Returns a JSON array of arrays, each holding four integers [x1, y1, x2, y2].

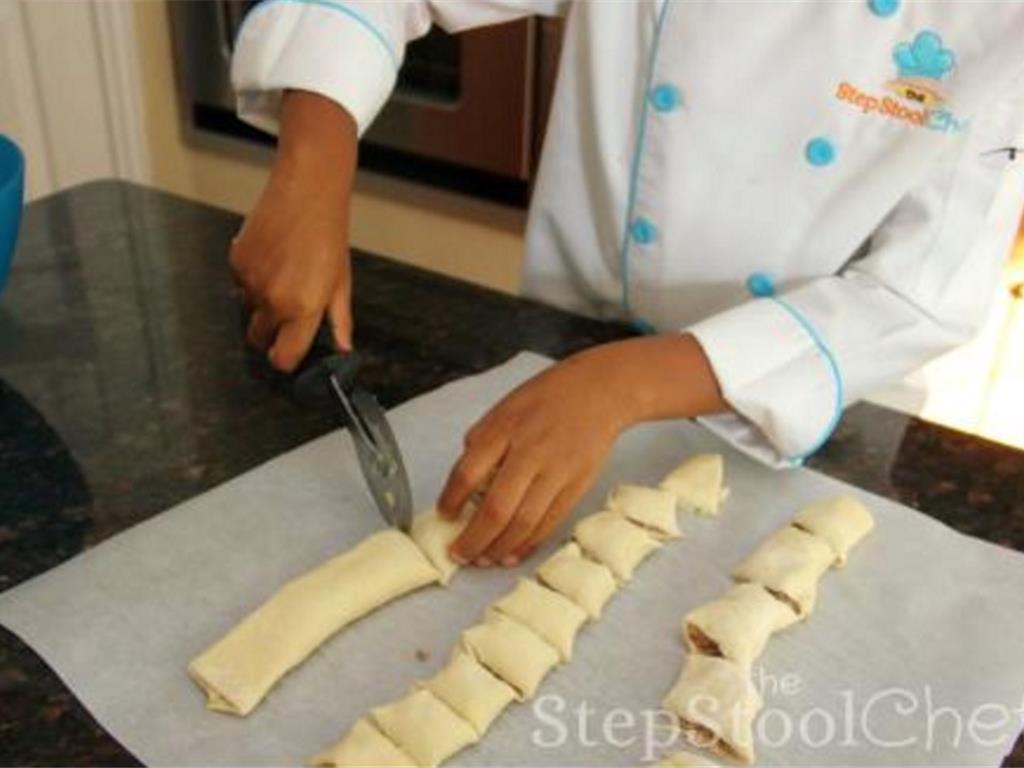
[[0, 134, 25, 296]]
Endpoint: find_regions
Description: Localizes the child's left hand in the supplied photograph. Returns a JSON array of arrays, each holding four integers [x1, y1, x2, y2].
[[437, 334, 725, 567]]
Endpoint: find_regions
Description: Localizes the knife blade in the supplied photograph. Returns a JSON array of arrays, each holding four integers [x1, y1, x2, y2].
[[291, 322, 413, 531]]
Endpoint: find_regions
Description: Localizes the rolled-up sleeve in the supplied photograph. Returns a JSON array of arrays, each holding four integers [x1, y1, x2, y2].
[[231, 0, 567, 136], [689, 99, 1024, 468]]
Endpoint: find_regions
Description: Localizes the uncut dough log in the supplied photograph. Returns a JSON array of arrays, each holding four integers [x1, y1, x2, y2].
[[684, 583, 797, 668], [535, 542, 618, 619], [309, 718, 415, 768], [662, 654, 762, 765], [606, 484, 681, 538], [660, 453, 725, 516], [493, 578, 589, 660], [792, 495, 875, 567], [574, 510, 660, 581], [188, 529, 441, 716], [371, 689, 478, 768], [418, 650, 517, 734], [732, 525, 834, 617], [461, 611, 560, 699]]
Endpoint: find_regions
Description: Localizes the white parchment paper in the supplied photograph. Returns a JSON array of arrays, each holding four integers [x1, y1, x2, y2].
[[2, 353, 1024, 767]]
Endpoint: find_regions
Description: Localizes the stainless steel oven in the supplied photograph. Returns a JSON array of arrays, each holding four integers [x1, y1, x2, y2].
[[168, 1, 563, 205]]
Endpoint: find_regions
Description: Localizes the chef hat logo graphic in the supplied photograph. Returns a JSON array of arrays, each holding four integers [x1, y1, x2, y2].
[[893, 30, 956, 81]]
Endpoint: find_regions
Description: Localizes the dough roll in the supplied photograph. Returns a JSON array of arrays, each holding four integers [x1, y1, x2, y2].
[[573, 510, 660, 581], [535, 542, 618, 619], [792, 495, 875, 567], [662, 654, 762, 765], [189, 529, 441, 716], [660, 453, 725, 517], [605, 484, 681, 538], [370, 689, 478, 768], [684, 582, 798, 668], [492, 578, 589, 661], [731, 525, 834, 617], [309, 718, 415, 768]]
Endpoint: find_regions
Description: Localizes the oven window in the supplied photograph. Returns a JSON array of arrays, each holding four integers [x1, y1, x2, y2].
[[396, 29, 461, 104]]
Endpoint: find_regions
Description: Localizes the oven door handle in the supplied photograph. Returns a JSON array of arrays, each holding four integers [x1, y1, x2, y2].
[[214, 1, 235, 62]]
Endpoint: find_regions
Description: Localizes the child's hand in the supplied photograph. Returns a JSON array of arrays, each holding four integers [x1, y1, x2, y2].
[[231, 91, 358, 371], [438, 334, 725, 566]]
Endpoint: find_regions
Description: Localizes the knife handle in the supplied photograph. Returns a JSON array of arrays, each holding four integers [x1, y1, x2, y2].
[[292, 320, 361, 409]]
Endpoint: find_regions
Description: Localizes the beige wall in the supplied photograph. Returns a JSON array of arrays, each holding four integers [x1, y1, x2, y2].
[[132, 0, 526, 294]]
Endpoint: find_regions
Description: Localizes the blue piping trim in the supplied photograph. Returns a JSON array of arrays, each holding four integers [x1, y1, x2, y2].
[[617, 0, 672, 315], [243, 0, 398, 70], [769, 297, 844, 462]]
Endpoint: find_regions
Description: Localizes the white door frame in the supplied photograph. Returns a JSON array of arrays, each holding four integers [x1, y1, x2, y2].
[[0, 0, 149, 200]]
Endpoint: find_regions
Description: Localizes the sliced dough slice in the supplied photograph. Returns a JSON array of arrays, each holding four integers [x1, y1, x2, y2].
[[310, 718, 415, 768], [660, 453, 725, 517], [535, 542, 618, 619], [417, 650, 517, 734], [606, 484, 681, 538], [461, 611, 560, 699], [188, 529, 440, 716], [573, 510, 660, 581], [370, 689, 478, 768], [493, 578, 589, 660], [658, 749, 720, 767], [410, 507, 470, 585], [732, 525, 834, 617], [792, 495, 875, 567], [684, 583, 798, 668], [662, 654, 762, 765]]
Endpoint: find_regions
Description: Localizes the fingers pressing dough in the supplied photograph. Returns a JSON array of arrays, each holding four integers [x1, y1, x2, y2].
[[410, 508, 471, 585], [310, 477, 696, 767]]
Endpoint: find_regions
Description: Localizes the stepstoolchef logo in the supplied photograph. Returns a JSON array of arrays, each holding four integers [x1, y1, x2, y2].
[[835, 30, 967, 134]]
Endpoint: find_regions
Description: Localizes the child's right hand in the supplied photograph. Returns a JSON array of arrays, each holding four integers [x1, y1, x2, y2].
[[230, 90, 359, 372]]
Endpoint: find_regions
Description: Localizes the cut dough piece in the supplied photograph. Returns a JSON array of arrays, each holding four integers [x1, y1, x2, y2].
[[660, 454, 725, 516], [662, 654, 762, 765], [792, 496, 875, 567], [684, 583, 798, 668], [658, 749, 720, 767], [535, 542, 618, 619], [189, 529, 440, 716], [573, 510, 660, 582], [606, 484, 681, 538], [371, 689, 478, 768], [732, 525, 834, 617], [493, 578, 589, 660], [418, 650, 517, 734], [410, 507, 470, 585], [461, 611, 560, 699], [310, 718, 415, 768]]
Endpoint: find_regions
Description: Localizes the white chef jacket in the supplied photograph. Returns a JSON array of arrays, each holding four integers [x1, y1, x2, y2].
[[232, 0, 1024, 467]]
